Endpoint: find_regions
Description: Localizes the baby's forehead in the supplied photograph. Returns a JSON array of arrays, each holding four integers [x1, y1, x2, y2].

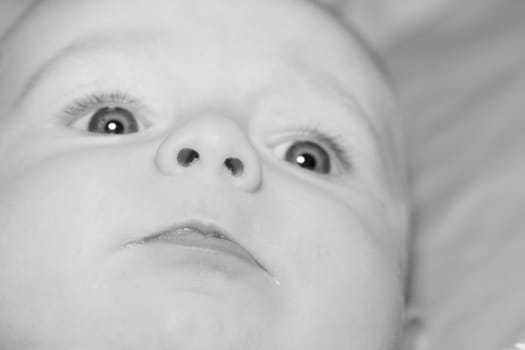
[[7, 0, 391, 108], [7, 0, 381, 79]]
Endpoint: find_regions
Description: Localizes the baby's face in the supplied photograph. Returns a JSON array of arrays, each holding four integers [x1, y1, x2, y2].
[[0, 0, 408, 349]]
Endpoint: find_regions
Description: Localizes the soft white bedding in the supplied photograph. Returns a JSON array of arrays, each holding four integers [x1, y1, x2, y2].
[[385, 1, 525, 349]]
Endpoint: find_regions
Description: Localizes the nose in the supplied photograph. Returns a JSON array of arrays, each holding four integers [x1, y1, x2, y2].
[[154, 115, 262, 192]]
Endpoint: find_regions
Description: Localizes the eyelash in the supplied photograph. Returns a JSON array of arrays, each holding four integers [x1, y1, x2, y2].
[[59, 91, 144, 126], [58, 92, 352, 171]]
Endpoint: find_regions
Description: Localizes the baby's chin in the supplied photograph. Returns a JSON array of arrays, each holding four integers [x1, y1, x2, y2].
[[9, 262, 280, 350], [116, 239, 281, 347], [80, 286, 275, 349]]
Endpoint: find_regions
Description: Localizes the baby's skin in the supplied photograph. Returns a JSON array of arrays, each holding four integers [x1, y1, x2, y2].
[[0, 0, 408, 349]]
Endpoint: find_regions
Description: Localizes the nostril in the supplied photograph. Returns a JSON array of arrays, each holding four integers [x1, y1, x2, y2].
[[177, 148, 200, 167], [224, 158, 244, 177]]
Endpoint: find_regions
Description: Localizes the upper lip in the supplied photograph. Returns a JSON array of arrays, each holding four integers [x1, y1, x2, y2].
[[124, 219, 269, 273]]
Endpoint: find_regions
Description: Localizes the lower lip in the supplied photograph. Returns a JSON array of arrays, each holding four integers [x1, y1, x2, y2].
[[122, 229, 267, 276]]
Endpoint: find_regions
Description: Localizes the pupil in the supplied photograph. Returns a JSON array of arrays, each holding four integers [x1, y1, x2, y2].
[[105, 120, 124, 134], [296, 154, 316, 169]]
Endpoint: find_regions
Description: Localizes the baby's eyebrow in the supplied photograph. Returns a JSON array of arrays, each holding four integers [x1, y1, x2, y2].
[[16, 40, 102, 106], [15, 30, 161, 106], [16, 31, 167, 106]]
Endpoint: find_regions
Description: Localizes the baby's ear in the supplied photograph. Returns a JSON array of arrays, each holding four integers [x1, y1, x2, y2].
[[399, 307, 429, 350]]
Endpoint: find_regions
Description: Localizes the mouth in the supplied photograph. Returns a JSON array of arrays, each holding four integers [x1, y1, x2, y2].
[[124, 221, 269, 274]]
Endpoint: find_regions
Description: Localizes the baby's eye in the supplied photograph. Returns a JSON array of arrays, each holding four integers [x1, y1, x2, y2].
[[284, 140, 331, 174], [270, 128, 352, 176], [61, 92, 150, 135], [85, 106, 139, 135]]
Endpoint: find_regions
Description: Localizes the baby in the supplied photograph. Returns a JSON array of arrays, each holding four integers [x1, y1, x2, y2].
[[0, 0, 409, 349]]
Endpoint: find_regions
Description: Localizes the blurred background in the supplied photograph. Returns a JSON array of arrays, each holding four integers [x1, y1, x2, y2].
[[354, 1, 525, 349]]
